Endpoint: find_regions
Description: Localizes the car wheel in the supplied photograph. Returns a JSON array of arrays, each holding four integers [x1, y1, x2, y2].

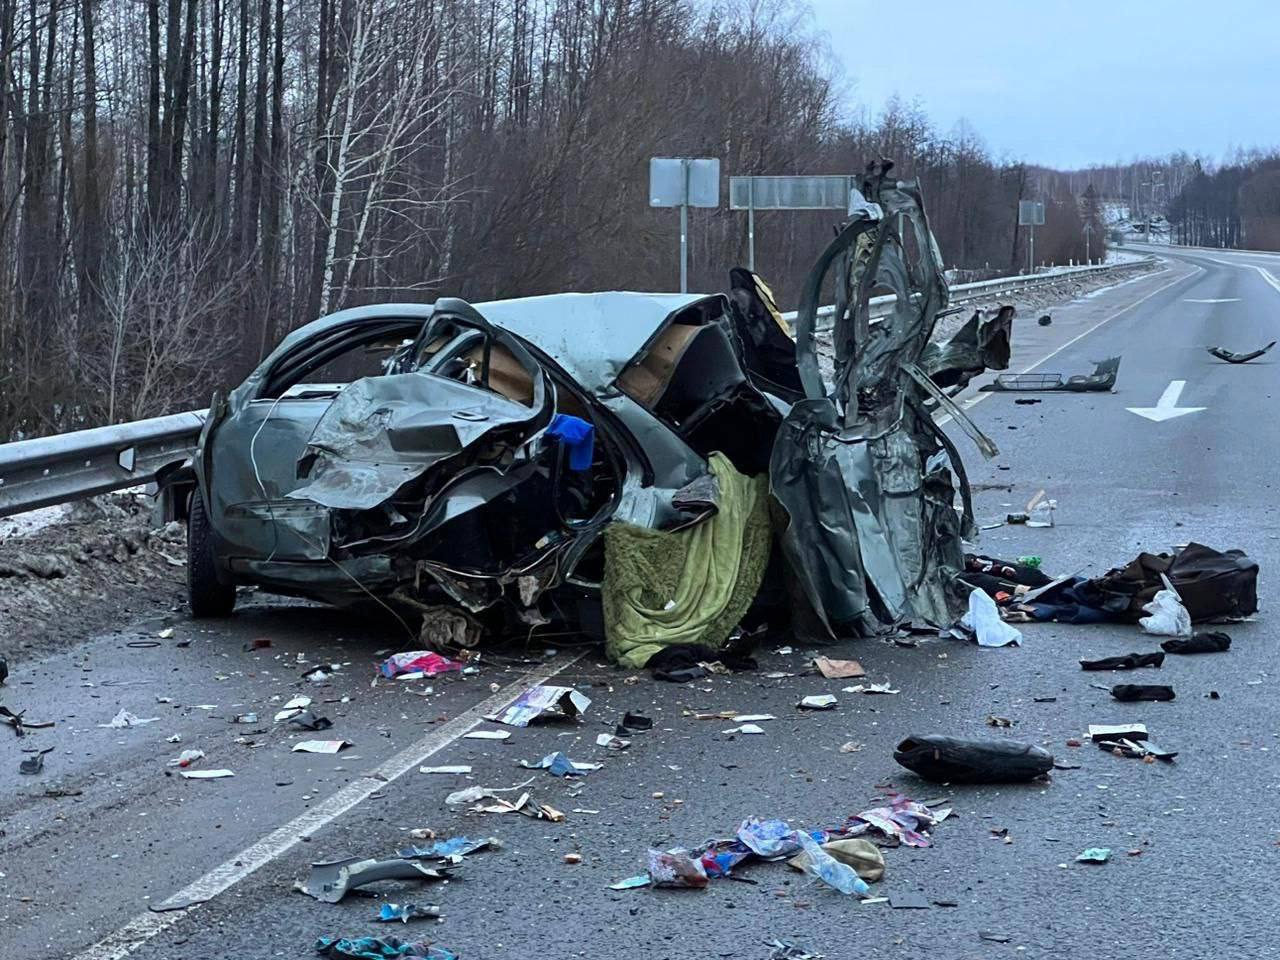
[[187, 492, 236, 618]]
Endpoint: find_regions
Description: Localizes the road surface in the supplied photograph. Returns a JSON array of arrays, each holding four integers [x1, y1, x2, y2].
[[2, 247, 1275, 960]]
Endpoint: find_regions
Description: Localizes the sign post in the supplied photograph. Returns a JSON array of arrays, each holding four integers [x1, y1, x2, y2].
[[729, 176, 857, 274], [1018, 200, 1045, 273], [649, 157, 720, 293]]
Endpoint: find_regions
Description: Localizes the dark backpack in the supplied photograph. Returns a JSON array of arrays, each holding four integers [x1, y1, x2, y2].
[[1078, 543, 1258, 623]]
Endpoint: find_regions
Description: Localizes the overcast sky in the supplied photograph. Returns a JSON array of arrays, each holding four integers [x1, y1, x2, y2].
[[808, 0, 1278, 169]]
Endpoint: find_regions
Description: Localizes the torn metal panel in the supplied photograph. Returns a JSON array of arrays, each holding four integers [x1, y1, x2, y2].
[[771, 161, 975, 637], [1207, 341, 1275, 363], [920, 306, 1014, 391], [980, 357, 1121, 392]]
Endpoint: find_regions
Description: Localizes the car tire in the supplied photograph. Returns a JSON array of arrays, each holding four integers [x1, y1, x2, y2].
[[188, 492, 236, 618]]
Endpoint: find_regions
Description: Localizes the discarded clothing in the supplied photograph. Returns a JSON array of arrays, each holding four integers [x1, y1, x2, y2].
[[1111, 684, 1175, 702], [795, 832, 870, 896], [1078, 543, 1258, 623], [603, 453, 771, 669], [1207, 341, 1275, 364], [315, 937, 455, 960], [894, 734, 1054, 783], [1162, 631, 1231, 654], [966, 554, 1052, 589], [545, 413, 596, 471], [1079, 652, 1165, 671]]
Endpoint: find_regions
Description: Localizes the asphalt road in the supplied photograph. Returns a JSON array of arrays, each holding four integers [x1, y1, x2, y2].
[[3, 248, 1277, 960]]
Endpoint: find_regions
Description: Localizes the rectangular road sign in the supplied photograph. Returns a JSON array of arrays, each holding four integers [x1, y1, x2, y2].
[[649, 158, 720, 208]]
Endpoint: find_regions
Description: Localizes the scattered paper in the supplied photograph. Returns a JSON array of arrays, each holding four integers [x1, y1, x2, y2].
[[596, 733, 631, 750], [488, 685, 591, 727], [519, 752, 602, 776], [420, 765, 472, 775], [798, 695, 838, 710], [723, 723, 765, 735], [158, 628, 175, 639], [842, 683, 900, 695], [292, 739, 351, 754], [462, 730, 510, 741], [274, 696, 313, 722], [733, 714, 776, 722], [814, 656, 866, 679], [98, 710, 160, 728], [180, 769, 234, 779]]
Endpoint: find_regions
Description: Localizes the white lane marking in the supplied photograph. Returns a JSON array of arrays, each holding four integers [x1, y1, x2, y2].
[[937, 262, 1201, 427], [1253, 266, 1280, 296], [1184, 298, 1240, 303], [1126, 380, 1206, 422], [70, 651, 587, 960]]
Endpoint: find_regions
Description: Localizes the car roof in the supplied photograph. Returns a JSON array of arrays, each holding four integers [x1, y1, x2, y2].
[[266, 291, 722, 395]]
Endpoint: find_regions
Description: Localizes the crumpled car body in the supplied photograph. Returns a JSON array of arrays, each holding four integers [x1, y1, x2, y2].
[[194, 290, 784, 628], [190, 160, 1009, 641]]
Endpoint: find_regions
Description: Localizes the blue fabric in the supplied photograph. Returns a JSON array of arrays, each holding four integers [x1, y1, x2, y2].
[[547, 414, 595, 471]]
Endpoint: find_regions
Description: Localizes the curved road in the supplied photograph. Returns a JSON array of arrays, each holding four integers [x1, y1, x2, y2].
[[2, 247, 1276, 960]]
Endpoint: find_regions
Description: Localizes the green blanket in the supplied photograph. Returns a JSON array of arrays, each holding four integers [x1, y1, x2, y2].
[[603, 453, 771, 669]]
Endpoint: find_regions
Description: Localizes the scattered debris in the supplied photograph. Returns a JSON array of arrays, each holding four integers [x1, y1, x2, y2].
[[232, 712, 259, 724], [0, 705, 54, 737], [462, 729, 510, 741], [795, 832, 870, 896], [889, 892, 930, 909], [487, 685, 590, 727], [289, 711, 334, 732], [980, 357, 1121, 392], [1089, 723, 1148, 742], [1037, 314, 1052, 326], [979, 932, 1012, 944], [167, 749, 205, 767], [19, 746, 53, 774], [894, 735, 1054, 783], [954, 588, 1022, 647], [723, 723, 766, 735], [375, 903, 442, 923], [621, 711, 654, 731], [98, 709, 160, 728], [798, 695, 838, 710], [813, 656, 865, 679], [396, 837, 497, 860], [841, 683, 899, 695], [787, 837, 885, 882], [180, 769, 234, 779], [1076, 847, 1111, 864], [765, 939, 824, 960], [596, 733, 631, 750], [298, 856, 452, 903], [379, 651, 464, 680], [157, 627, 175, 639], [315, 937, 456, 959], [609, 875, 651, 890], [985, 715, 1013, 727], [1111, 684, 1175, 702], [1080, 652, 1165, 671], [518, 752, 602, 776], [292, 740, 352, 754], [1014, 397, 1042, 405], [419, 765, 472, 775], [1162, 631, 1231, 654], [0, 658, 7, 684], [1139, 583, 1192, 637], [563, 852, 583, 864], [1207, 341, 1275, 364], [839, 741, 863, 753], [647, 848, 709, 888], [274, 696, 313, 722]]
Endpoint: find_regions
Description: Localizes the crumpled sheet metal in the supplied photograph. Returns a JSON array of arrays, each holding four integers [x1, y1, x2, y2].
[[771, 162, 975, 637], [298, 856, 452, 903]]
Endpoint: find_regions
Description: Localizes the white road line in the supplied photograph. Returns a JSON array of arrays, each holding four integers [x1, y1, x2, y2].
[[938, 262, 1201, 427], [1252, 265, 1280, 296], [71, 651, 588, 960]]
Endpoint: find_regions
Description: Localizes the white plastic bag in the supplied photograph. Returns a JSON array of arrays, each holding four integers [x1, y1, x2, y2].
[[1139, 588, 1192, 637], [960, 588, 1023, 647]]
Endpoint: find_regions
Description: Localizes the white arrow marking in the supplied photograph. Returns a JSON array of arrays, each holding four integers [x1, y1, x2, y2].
[[1127, 380, 1206, 422]]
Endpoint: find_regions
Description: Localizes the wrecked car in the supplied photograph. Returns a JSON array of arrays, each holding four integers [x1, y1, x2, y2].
[[171, 160, 1011, 660]]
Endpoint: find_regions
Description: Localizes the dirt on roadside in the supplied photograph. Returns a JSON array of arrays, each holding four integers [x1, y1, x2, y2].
[[0, 493, 187, 665]]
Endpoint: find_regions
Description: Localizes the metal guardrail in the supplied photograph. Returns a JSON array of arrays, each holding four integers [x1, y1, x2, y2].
[[780, 256, 1156, 327], [0, 411, 207, 519], [0, 258, 1156, 521]]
